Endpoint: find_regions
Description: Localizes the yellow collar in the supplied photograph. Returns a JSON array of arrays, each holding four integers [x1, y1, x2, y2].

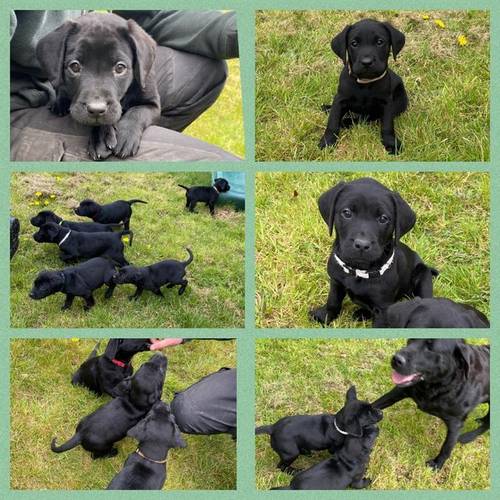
[[135, 448, 167, 464]]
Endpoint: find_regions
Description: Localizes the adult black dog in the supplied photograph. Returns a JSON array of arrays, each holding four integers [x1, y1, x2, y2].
[[107, 401, 187, 490], [310, 178, 437, 325], [51, 353, 167, 459], [33, 222, 130, 265], [273, 425, 379, 490], [72, 339, 152, 396], [319, 19, 408, 154], [255, 386, 382, 474], [31, 210, 119, 232], [36, 12, 160, 160], [178, 178, 230, 215], [75, 198, 147, 231], [113, 248, 193, 300], [373, 339, 490, 470], [29, 257, 117, 311], [373, 297, 489, 328]]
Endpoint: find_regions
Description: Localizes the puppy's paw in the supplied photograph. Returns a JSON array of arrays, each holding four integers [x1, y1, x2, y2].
[[426, 458, 443, 471], [88, 126, 116, 161], [61, 305, 71, 311], [128, 295, 135, 301], [113, 122, 142, 158], [309, 306, 336, 325], [50, 96, 71, 117], [352, 308, 372, 321], [319, 132, 338, 150], [383, 138, 403, 155]]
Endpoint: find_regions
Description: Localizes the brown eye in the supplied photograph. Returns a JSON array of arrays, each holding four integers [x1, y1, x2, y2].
[[378, 214, 389, 224], [68, 60, 81, 74], [114, 62, 127, 75], [341, 208, 352, 219]]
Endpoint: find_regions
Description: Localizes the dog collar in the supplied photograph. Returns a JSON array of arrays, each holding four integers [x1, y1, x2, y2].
[[58, 230, 72, 247], [58, 220, 64, 226], [111, 358, 127, 368], [213, 185, 219, 193], [334, 251, 395, 279], [135, 448, 167, 464], [345, 51, 388, 84], [333, 416, 362, 438]]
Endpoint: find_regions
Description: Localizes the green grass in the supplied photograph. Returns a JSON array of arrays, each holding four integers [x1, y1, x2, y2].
[[11, 172, 245, 328], [11, 338, 236, 490], [255, 338, 489, 490], [256, 172, 489, 328], [185, 59, 245, 158], [255, 10, 489, 161]]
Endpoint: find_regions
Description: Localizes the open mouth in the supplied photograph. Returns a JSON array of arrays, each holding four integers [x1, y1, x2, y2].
[[391, 370, 422, 387]]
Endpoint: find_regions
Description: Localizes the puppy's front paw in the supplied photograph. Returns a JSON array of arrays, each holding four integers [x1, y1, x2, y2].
[[383, 138, 403, 155], [426, 458, 443, 471], [113, 121, 142, 158], [88, 125, 116, 161], [352, 308, 372, 321], [319, 131, 338, 150], [309, 306, 336, 325]]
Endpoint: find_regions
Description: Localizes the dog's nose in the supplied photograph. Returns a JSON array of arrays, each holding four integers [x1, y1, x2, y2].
[[86, 101, 108, 116], [392, 353, 406, 369], [353, 238, 372, 251], [360, 56, 374, 67]]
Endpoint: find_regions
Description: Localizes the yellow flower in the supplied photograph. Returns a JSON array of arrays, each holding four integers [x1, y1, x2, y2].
[[35, 191, 42, 197], [43, 200, 49, 205], [71, 338, 79, 342], [122, 236, 130, 243], [55, 176, 62, 181], [421, 14, 430, 20], [34, 200, 40, 206], [50, 194, 56, 199], [434, 19, 445, 29], [457, 34, 468, 46]]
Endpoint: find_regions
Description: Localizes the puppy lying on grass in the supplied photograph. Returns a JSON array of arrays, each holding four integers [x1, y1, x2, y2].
[[107, 401, 186, 490], [113, 248, 193, 300], [29, 257, 117, 311], [31, 210, 120, 232], [178, 178, 230, 215]]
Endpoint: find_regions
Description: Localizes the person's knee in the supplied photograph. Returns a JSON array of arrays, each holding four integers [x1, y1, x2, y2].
[[170, 392, 195, 434]]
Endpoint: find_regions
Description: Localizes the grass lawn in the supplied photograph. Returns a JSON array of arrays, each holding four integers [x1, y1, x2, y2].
[[255, 172, 489, 328], [185, 59, 245, 158], [255, 10, 489, 161], [255, 338, 489, 490], [11, 172, 245, 328], [11, 338, 236, 490]]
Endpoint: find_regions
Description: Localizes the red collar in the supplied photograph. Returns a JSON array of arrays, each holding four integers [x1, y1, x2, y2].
[[111, 358, 127, 368]]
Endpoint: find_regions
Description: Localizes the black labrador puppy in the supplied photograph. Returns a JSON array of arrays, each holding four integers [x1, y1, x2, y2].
[[178, 178, 230, 215], [255, 386, 382, 474], [72, 339, 152, 396], [113, 248, 193, 300], [273, 425, 380, 490], [107, 401, 187, 490], [373, 339, 490, 470], [29, 257, 117, 311], [310, 178, 437, 325], [33, 222, 130, 265], [31, 210, 119, 232], [320, 19, 408, 154], [36, 12, 160, 160], [51, 353, 167, 459], [75, 198, 147, 231], [373, 297, 489, 328]]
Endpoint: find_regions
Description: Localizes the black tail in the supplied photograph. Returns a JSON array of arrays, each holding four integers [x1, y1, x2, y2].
[[178, 184, 190, 191], [51, 434, 81, 453], [458, 408, 490, 444], [183, 248, 194, 266], [120, 230, 134, 246], [88, 341, 101, 359], [127, 199, 147, 205], [255, 425, 273, 435]]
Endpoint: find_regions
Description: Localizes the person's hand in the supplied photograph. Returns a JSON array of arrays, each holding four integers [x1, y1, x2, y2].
[[149, 338, 184, 350]]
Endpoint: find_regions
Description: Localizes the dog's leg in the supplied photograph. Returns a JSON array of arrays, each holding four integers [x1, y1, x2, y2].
[[153, 288, 164, 298], [189, 200, 197, 213], [178, 280, 188, 295], [371, 386, 408, 409], [129, 287, 144, 301], [319, 97, 346, 149], [380, 104, 402, 155], [427, 418, 463, 470], [61, 294, 75, 310], [83, 294, 95, 311], [309, 279, 346, 325], [351, 476, 372, 489], [412, 264, 437, 299], [123, 218, 130, 231], [277, 458, 301, 476], [104, 283, 116, 299], [91, 447, 118, 459], [209, 202, 216, 216], [459, 407, 490, 443], [352, 308, 372, 322]]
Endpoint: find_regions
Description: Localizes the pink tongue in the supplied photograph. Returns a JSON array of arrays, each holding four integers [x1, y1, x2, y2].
[[391, 370, 416, 385]]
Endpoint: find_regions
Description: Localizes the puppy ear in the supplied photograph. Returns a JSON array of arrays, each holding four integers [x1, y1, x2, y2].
[[104, 339, 123, 359], [127, 419, 147, 441], [126, 20, 156, 89], [454, 341, 472, 379], [318, 182, 346, 236], [331, 25, 351, 63], [345, 385, 357, 403], [391, 192, 416, 240], [113, 377, 132, 396], [382, 22, 405, 59], [36, 21, 78, 86]]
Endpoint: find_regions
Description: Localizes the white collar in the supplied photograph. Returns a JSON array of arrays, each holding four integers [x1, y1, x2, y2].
[[333, 416, 362, 437], [58, 220, 64, 225], [58, 229, 72, 247], [334, 251, 395, 279], [213, 185, 219, 193]]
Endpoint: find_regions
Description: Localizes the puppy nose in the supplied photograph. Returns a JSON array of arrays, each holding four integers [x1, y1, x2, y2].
[[392, 353, 406, 369], [353, 238, 372, 251], [86, 101, 108, 116], [360, 56, 374, 67]]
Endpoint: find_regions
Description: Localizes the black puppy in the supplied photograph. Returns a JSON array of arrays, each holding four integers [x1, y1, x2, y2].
[[113, 248, 193, 300], [72, 339, 152, 396], [373, 297, 489, 328], [107, 401, 187, 490], [51, 353, 167, 459], [33, 222, 130, 265], [310, 178, 437, 325], [255, 386, 382, 474], [178, 178, 230, 215], [75, 198, 147, 231], [31, 210, 119, 232], [29, 257, 117, 311], [373, 339, 490, 470], [274, 425, 380, 490], [36, 12, 160, 160], [320, 19, 408, 154]]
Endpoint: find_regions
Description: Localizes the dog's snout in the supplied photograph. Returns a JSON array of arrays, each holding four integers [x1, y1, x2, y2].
[[360, 56, 374, 67], [86, 101, 108, 117], [353, 238, 372, 251], [392, 353, 406, 369]]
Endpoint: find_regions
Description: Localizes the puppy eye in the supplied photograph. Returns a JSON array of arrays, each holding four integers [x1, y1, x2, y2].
[[376, 39, 385, 46], [378, 214, 389, 224], [350, 40, 359, 47], [68, 60, 81, 74], [341, 208, 352, 219], [114, 62, 127, 75]]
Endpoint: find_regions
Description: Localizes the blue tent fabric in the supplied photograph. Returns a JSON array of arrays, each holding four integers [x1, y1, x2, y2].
[[213, 171, 245, 209]]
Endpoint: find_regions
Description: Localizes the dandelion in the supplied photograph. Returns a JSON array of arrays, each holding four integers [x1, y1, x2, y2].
[[122, 236, 130, 244], [43, 200, 49, 205], [55, 176, 62, 181], [50, 194, 56, 199], [421, 14, 430, 21], [71, 338, 80, 342], [34, 200, 40, 206], [457, 34, 468, 46], [35, 191, 42, 197], [434, 19, 445, 29]]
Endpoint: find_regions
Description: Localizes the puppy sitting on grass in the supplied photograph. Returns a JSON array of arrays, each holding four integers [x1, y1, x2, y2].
[[113, 248, 193, 300], [178, 178, 230, 215]]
